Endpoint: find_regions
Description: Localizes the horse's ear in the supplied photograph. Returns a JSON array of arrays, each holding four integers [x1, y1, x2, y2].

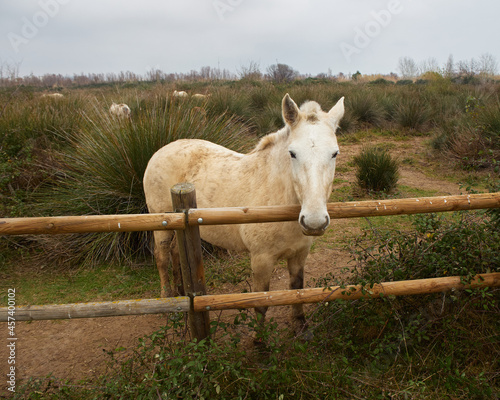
[[282, 93, 301, 127], [328, 96, 345, 124]]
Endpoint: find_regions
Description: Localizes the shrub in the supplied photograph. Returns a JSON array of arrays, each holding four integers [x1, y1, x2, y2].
[[14, 312, 325, 399], [431, 97, 500, 169], [475, 100, 500, 147], [347, 91, 385, 126], [396, 79, 413, 86], [34, 97, 250, 265], [353, 146, 399, 193], [205, 87, 251, 124], [369, 78, 394, 85], [310, 210, 499, 398], [393, 96, 432, 130]]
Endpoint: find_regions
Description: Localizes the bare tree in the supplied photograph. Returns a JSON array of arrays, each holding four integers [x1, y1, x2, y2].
[[420, 57, 440, 75], [457, 58, 479, 78], [397, 56, 419, 79], [478, 53, 498, 77], [237, 61, 262, 81], [266, 63, 298, 83], [444, 54, 455, 78]]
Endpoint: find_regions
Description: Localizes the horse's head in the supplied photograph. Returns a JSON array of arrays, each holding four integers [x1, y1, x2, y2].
[[282, 93, 344, 236]]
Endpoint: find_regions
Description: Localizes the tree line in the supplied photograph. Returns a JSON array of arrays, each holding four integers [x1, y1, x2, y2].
[[0, 53, 498, 88]]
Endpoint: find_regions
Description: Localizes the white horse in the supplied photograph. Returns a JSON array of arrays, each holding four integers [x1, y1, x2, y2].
[[109, 102, 131, 119], [41, 93, 64, 98], [192, 93, 209, 100], [143, 93, 344, 333], [173, 90, 189, 98]]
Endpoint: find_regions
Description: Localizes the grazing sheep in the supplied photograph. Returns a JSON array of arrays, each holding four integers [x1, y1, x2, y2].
[[109, 102, 131, 119], [173, 90, 189, 98]]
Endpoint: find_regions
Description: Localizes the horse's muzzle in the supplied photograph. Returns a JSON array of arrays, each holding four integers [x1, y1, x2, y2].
[[299, 215, 329, 236]]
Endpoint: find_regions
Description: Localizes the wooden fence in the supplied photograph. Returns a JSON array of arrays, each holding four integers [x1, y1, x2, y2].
[[1, 189, 500, 340]]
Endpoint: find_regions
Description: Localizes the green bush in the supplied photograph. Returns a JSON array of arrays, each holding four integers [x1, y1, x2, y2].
[[430, 95, 500, 169], [393, 96, 432, 130], [353, 146, 399, 193], [347, 91, 385, 126], [310, 209, 499, 399], [475, 100, 500, 147], [33, 97, 250, 265]]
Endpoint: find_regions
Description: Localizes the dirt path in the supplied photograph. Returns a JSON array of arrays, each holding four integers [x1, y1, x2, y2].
[[0, 136, 466, 395]]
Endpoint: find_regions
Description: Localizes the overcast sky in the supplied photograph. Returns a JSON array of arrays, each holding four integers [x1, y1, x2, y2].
[[1, 0, 499, 78]]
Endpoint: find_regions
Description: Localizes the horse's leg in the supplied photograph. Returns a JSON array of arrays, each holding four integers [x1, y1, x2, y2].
[[287, 249, 310, 337], [251, 253, 276, 325], [153, 230, 183, 297]]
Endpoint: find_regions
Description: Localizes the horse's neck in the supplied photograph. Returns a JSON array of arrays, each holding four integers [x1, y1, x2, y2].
[[245, 128, 298, 205]]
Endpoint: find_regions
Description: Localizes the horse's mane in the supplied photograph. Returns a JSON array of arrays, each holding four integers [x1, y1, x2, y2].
[[251, 127, 289, 153], [300, 101, 321, 123], [250, 101, 324, 154]]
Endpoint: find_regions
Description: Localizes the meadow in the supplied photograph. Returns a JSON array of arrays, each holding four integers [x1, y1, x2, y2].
[[0, 75, 499, 399]]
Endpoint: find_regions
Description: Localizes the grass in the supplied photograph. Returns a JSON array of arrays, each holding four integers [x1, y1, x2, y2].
[[1, 77, 499, 399], [10, 210, 498, 400], [0, 263, 159, 305], [28, 96, 251, 266]]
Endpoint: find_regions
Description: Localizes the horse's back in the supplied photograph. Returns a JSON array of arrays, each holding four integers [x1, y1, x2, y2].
[[144, 139, 250, 250], [144, 139, 244, 212]]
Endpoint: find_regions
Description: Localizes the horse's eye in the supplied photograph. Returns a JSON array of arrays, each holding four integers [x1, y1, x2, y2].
[[289, 151, 297, 159], [332, 151, 339, 159]]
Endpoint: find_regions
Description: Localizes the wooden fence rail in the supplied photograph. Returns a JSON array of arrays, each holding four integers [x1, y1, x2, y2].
[[188, 193, 500, 226], [1, 191, 499, 340], [1, 193, 499, 235], [2, 273, 499, 322]]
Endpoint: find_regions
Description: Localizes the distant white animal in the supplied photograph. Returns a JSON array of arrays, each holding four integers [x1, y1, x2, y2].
[[42, 93, 64, 98], [173, 90, 189, 98], [192, 93, 208, 100], [109, 102, 131, 119]]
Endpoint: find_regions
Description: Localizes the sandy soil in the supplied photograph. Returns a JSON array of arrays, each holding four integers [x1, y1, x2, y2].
[[0, 136, 466, 396]]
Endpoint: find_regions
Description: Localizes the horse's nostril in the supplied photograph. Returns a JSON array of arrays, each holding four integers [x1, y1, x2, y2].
[[300, 214, 329, 232], [300, 215, 306, 227], [321, 216, 329, 230]]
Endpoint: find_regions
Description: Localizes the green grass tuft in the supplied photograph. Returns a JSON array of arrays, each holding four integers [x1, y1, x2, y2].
[[353, 145, 400, 193]]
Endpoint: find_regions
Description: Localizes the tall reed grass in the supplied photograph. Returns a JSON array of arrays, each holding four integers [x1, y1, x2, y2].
[[33, 96, 251, 265], [2, 78, 499, 263]]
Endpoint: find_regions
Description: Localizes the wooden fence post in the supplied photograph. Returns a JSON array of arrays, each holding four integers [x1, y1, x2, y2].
[[171, 183, 210, 341]]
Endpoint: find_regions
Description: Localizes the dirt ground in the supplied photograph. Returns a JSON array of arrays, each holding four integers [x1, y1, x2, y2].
[[0, 136, 466, 396]]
